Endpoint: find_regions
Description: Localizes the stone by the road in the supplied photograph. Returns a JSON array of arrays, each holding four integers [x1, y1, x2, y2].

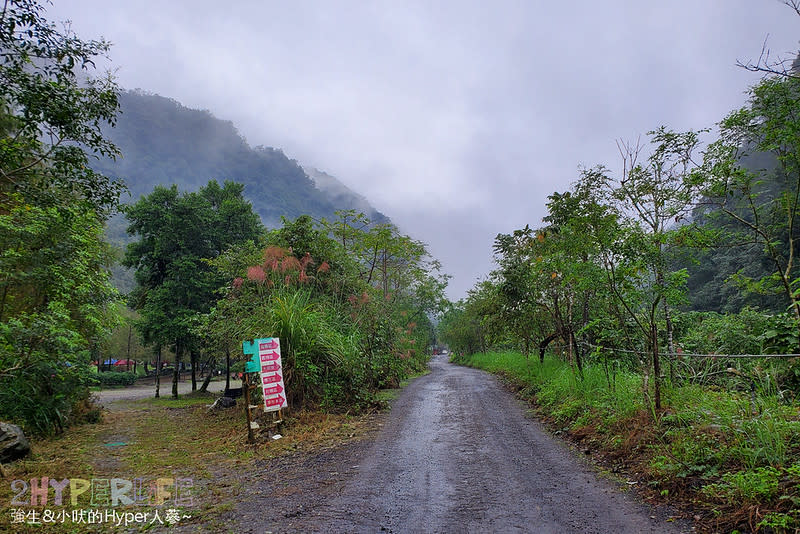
[[0, 421, 31, 463]]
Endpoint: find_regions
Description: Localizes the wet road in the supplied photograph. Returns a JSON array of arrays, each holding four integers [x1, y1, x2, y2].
[[311, 354, 685, 533]]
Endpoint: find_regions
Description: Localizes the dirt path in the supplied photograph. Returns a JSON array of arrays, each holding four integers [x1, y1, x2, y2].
[[232, 355, 690, 533]]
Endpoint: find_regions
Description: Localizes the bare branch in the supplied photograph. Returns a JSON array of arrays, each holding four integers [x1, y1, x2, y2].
[[736, 4, 800, 79]]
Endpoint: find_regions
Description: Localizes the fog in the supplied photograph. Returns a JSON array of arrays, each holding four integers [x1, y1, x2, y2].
[[48, 0, 800, 298]]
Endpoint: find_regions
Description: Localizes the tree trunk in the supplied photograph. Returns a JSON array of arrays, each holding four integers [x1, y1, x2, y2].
[[190, 350, 197, 391], [172, 343, 182, 399], [655, 267, 676, 384], [571, 331, 584, 378], [539, 332, 558, 364], [154, 346, 161, 399], [126, 325, 132, 372], [199, 358, 215, 392], [663, 298, 676, 383], [651, 322, 662, 411], [225, 347, 231, 391]]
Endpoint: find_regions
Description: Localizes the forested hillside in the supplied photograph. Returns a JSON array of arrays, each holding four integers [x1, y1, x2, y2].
[[682, 150, 799, 313], [96, 90, 388, 231]]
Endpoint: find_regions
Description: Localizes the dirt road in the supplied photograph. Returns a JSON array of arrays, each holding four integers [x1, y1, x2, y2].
[[93, 377, 227, 407], [239, 355, 688, 533]]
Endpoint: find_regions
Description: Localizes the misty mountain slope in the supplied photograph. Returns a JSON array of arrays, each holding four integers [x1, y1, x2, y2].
[[94, 90, 389, 228], [304, 166, 389, 224]]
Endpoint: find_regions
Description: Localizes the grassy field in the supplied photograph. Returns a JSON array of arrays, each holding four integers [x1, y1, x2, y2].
[[0, 390, 380, 533], [454, 351, 800, 534]]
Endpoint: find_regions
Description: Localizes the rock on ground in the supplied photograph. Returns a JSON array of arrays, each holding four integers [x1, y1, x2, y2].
[[0, 422, 30, 463]]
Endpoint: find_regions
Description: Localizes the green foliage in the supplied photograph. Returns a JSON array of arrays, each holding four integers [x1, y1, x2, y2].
[[702, 467, 781, 504], [675, 308, 770, 355], [123, 180, 263, 397], [202, 212, 444, 412], [0, 0, 125, 434], [97, 371, 137, 386], [693, 75, 800, 320], [0, 201, 120, 433], [0, 0, 124, 213], [104, 305, 150, 367], [0, 356, 100, 434]]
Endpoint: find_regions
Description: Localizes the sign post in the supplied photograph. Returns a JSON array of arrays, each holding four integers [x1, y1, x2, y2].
[[241, 337, 288, 440], [253, 338, 288, 413]]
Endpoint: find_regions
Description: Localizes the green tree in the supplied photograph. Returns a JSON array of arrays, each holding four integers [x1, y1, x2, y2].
[[696, 75, 800, 330], [124, 180, 262, 398], [0, 0, 123, 212], [0, 0, 123, 433], [597, 129, 700, 409], [492, 226, 543, 359], [204, 213, 447, 409]]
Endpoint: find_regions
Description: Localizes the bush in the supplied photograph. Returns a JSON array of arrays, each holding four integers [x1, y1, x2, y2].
[[97, 371, 137, 386], [0, 358, 98, 435]]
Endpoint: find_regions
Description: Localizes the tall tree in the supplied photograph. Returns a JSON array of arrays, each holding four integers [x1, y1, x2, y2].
[[611, 128, 700, 409], [0, 0, 123, 433], [696, 75, 800, 330], [124, 180, 262, 398]]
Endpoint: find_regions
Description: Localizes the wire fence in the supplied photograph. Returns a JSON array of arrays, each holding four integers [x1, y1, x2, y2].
[[576, 341, 800, 359]]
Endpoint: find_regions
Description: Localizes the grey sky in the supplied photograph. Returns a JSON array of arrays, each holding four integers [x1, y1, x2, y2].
[[48, 0, 799, 299]]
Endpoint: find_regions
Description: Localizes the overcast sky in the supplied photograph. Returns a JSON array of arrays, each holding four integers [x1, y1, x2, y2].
[[48, 0, 799, 299]]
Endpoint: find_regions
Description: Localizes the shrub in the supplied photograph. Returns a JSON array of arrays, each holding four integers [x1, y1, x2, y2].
[[97, 371, 137, 386]]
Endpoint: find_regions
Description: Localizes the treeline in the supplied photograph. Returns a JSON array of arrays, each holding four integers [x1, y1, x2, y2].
[[441, 72, 800, 410], [125, 188, 448, 410]]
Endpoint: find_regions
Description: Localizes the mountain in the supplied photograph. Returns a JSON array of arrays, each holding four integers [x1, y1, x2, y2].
[[303, 166, 388, 223], [94, 89, 389, 293], [94, 89, 389, 230]]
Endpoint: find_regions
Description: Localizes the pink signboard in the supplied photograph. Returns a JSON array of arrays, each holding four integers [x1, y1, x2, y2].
[[257, 338, 287, 412]]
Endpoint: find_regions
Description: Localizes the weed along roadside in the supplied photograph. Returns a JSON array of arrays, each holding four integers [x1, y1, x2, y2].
[[452, 350, 800, 534]]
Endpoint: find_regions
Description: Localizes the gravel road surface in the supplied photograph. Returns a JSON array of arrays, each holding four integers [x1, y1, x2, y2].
[[94, 377, 227, 408], [240, 354, 689, 533]]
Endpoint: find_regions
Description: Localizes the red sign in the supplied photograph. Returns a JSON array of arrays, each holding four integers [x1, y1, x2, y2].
[[262, 373, 282, 385], [263, 384, 284, 396], [259, 351, 281, 362], [264, 395, 286, 408], [253, 337, 287, 412], [261, 362, 281, 373]]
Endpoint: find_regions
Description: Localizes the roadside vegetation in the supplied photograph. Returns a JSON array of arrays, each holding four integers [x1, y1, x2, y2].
[[453, 351, 800, 533], [441, 5, 800, 532]]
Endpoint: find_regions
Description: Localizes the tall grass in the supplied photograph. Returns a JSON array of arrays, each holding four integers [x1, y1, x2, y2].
[[456, 351, 643, 428]]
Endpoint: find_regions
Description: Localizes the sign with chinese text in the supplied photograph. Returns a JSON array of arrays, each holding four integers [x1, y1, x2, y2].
[[242, 337, 287, 412]]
